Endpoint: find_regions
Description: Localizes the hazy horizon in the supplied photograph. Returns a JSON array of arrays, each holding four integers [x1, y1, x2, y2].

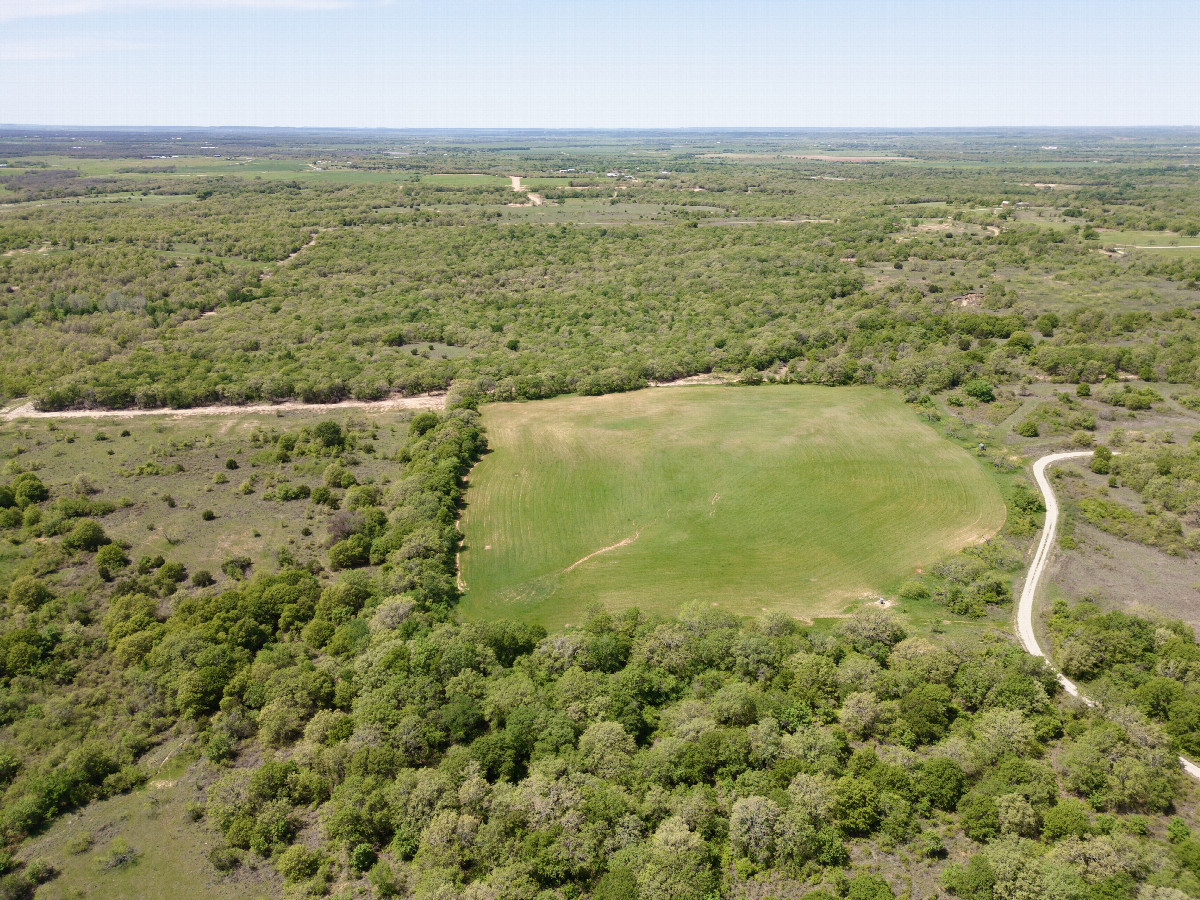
[[2, 0, 1197, 130]]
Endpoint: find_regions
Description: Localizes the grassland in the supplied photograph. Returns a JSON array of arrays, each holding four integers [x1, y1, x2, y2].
[[459, 386, 1006, 628], [18, 749, 280, 900], [0, 409, 414, 590]]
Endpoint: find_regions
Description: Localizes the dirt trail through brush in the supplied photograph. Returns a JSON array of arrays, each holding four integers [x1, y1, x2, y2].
[[1, 392, 445, 421]]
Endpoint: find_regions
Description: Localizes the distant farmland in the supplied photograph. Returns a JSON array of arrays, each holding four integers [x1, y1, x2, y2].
[[459, 386, 1006, 627]]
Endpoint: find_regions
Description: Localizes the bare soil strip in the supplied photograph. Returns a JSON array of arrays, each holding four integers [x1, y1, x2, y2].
[[1, 392, 445, 421], [563, 526, 645, 573], [1019, 451, 1200, 780]]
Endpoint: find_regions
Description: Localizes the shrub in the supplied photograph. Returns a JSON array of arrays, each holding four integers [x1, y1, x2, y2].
[[897, 580, 931, 601], [1042, 798, 1092, 841], [310, 486, 338, 508], [1090, 445, 1113, 474], [1015, 420, 1039, 438], [221, 557, 252, 580], [11, 473, 49, 507], [276, 845, 322, 882], [96, 543, 129, 579], [314, 421, 344, 448], [201, 509, 216, 521], [348, 843, 376, 873], [157, 562, 187, 584], [958, 793, 1001, 842], [963, 379, 996, 403], [329, 534, 370, 570], [7, 576, 52, 610], [71, 474, 98, 496], [191, 570, 215, 587], [323, 464, 356, 488], [62, 519, 109, 552], [409, 411, 440, 437]]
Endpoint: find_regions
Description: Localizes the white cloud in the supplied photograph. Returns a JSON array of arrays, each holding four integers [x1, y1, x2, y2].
[[0, 0, 362, 22], [0, 35, 140, 60]]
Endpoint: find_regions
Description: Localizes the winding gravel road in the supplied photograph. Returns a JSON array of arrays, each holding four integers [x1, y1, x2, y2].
[[1019, 451, 1200, 780]]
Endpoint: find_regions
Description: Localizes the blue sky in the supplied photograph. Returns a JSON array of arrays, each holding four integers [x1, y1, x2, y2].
[[1, 0, 1197, 127]]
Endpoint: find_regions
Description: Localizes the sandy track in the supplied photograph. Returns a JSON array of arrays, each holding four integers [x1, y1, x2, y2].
[[1019, 451, 1200, 780], [506, 175, 544, 207], [1, 392, 445, 421], [564, 525, 645, 573]]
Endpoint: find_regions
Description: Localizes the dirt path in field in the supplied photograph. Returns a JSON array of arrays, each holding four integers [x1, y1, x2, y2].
[[1018, 450, 1200, 781], [1, 392, 446, 421], [564, 525, 646, 573]]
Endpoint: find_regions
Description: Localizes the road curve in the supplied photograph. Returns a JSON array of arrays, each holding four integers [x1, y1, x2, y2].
[[1019, 451, 1200, 780]]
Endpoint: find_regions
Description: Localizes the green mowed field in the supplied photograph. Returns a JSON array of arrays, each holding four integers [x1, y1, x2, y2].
[[459, 386, 1006, 628]]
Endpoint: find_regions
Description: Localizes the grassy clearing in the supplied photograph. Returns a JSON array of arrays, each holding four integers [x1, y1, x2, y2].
[[0, 410, 415, 591], [19, 751, 280, 900], [459, 385, 1006, 628], [421, 173, 508, 187]]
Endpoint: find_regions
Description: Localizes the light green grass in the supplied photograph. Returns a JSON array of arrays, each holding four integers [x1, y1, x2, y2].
[[20, 754, 280, 900], [459, 386, 1006, 628], [421, 173, 508, 187]]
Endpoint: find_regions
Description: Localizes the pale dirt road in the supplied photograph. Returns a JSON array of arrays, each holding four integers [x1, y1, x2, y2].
[[507, 176, 544, 206], [4, 376, 735, 422], [1, 392, 445, 422], [1019, 451, 1200, 780]]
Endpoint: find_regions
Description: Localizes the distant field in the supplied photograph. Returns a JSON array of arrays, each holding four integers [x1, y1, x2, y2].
[[421, 173, 508, 186], [459, 386, 1006, 627], [501, 199, 674, 223]]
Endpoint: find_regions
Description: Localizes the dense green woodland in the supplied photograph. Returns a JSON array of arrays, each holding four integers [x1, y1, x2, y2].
[[1, 407, 1199, 900], [1, 130, 1200, 899], [1, 131, 1199, 409]]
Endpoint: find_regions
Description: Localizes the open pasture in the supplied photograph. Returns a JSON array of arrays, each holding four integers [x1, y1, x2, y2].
[[459, 386, 1006, 627], [420, 173, 509, 186]]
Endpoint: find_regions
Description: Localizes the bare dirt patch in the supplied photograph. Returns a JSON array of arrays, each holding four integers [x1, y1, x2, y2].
[[649, 374, 733, 387], [2, 392, 445, 421], [1049, 521, 1200, 636], [564, 525, 647, 573]]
